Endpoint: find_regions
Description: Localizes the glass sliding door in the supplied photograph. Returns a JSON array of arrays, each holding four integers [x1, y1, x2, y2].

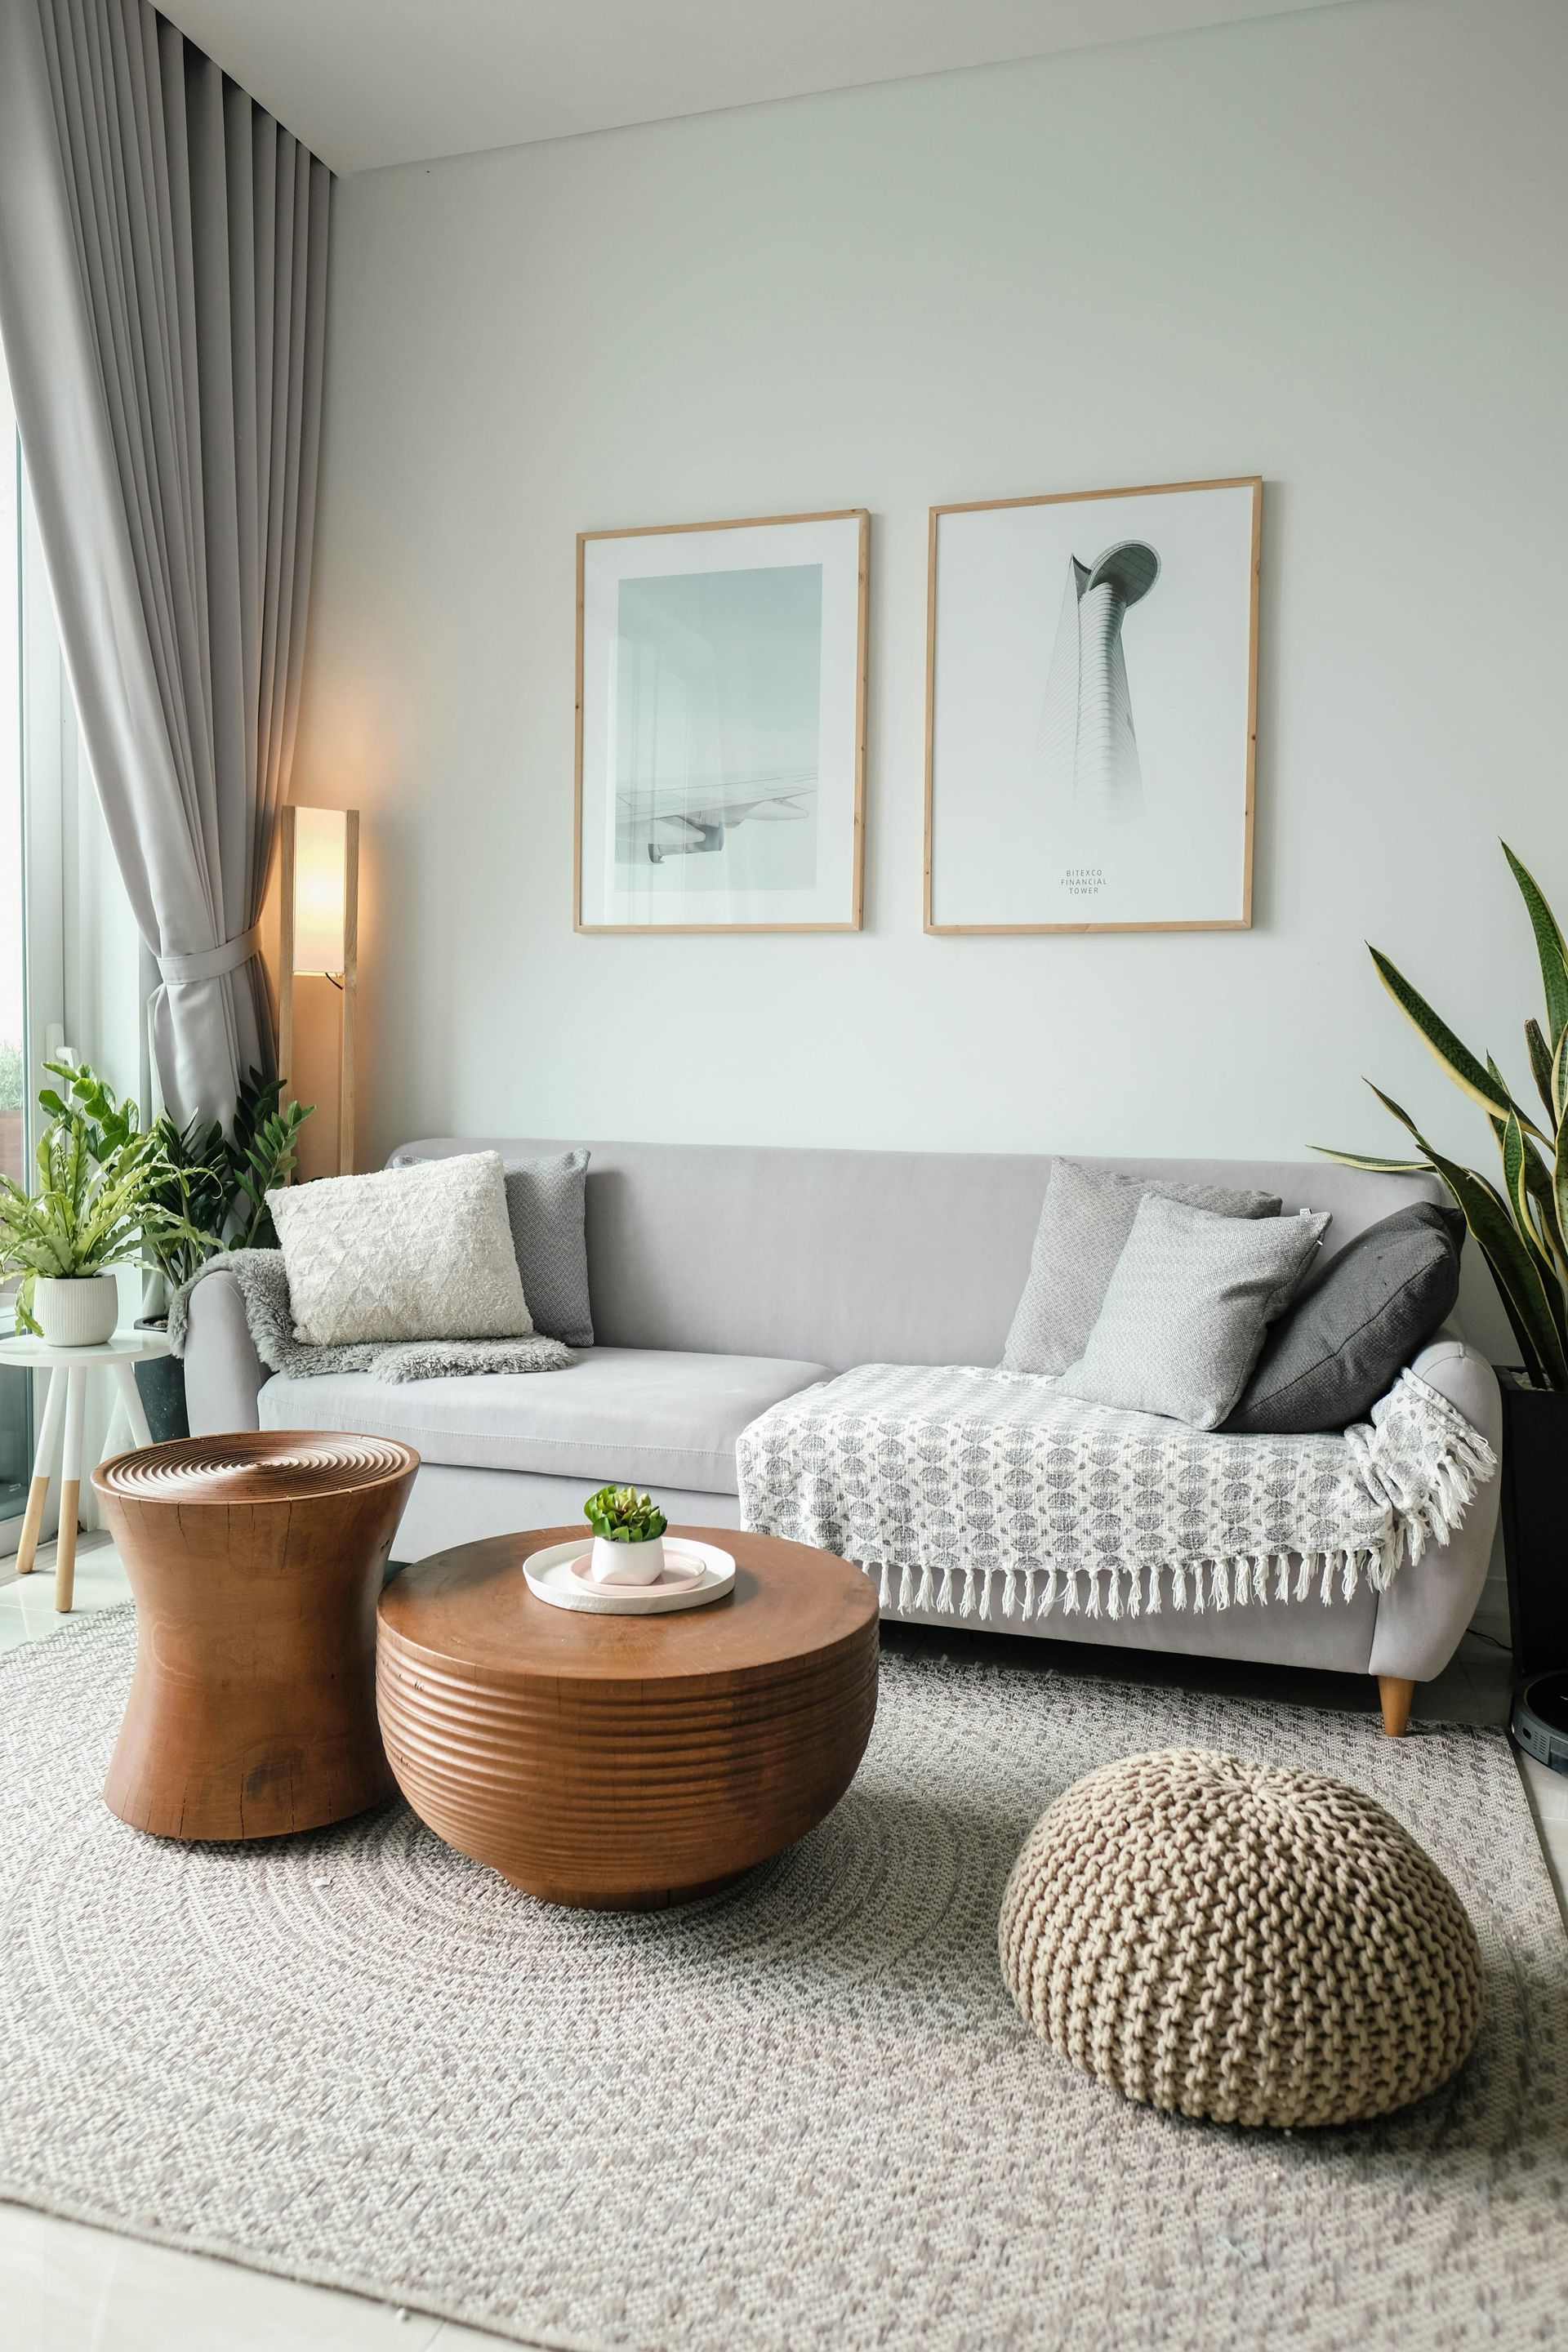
[[0, 345, 149, 1558], [1, 350, 28, 1528], [0, 335, 140, 1559]]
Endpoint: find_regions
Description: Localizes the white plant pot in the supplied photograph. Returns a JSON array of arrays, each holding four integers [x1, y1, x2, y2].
[[590, 1532, 665, 1586], [34, 1273, 118, 1348]]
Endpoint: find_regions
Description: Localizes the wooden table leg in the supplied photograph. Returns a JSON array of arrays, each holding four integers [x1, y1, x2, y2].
[[56, 1368, 86, 1615], [15, 1366, 66, 1578]]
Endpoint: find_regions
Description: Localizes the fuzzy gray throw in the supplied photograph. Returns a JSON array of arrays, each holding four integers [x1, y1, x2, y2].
[[737, 1362, 1497, 1623], [167, 1250, 572, 1382]]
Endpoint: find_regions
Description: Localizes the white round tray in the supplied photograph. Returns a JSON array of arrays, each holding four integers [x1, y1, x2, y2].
[[523, 1537, 737, 1615]]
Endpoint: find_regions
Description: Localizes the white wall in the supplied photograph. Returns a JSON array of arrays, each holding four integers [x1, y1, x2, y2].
[[296, 0, 1568, 1235]]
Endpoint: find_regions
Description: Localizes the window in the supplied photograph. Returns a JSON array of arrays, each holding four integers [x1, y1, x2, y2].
[[1, 350, 25, 1526], [0, 344, 142, 1551], [1, 355, 20, 1191]]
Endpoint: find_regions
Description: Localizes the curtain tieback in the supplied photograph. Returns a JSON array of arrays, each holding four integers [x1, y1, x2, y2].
[[157, 924, 263, 987]]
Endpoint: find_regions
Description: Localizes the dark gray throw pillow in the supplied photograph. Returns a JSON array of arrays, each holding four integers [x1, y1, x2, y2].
[[502, 1152, 594, 1348], [1223, 1201, 1463, 1436]]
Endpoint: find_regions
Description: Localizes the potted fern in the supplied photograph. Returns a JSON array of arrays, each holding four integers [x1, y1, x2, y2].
[[0, 1062, 204, 1347], [1318, 841, 1568, 1683], [583, 1484, 669, 1585]]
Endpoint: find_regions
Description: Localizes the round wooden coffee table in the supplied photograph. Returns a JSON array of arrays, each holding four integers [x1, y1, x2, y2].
[[95, 1432, 419, 1842], [376, 1526, 880, 1909]]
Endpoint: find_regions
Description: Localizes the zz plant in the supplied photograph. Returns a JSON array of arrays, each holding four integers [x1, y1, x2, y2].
[[584, 1485, 669, 1544], [1318, 842, 1568, 1390], [144, 1069, 313, 1288], [0, 1061, 206, 1334]]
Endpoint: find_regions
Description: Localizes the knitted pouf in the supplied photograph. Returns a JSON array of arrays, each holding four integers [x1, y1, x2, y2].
[[999, 1749, 1484, 2128]]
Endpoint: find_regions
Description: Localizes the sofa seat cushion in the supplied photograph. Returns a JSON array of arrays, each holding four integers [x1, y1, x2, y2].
[[256, 1346, 831, 1496]]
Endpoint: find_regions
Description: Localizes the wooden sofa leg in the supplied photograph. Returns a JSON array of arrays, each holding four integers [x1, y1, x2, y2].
[[1378, 1676, 1415, 1738]]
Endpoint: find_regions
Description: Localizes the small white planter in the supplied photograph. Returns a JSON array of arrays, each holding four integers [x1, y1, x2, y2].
[[590, 1532, 665, 1587], [33, 1274, 119, 1348]]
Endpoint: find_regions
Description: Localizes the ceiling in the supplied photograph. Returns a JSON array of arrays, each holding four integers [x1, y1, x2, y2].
[[156, 0, 1357, 176]]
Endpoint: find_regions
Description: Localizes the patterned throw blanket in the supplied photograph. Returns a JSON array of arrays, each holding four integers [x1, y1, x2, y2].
[[167, 1250, 571, 1383], [736, 1363, 1497, 1621]]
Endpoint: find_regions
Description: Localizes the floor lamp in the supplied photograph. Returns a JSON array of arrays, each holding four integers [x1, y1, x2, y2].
[[278, 805, 359, 1176]]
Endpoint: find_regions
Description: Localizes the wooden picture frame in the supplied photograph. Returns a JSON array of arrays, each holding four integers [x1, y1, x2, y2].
[[575, 508, 869, 933], [924, 475, 1261, 934]]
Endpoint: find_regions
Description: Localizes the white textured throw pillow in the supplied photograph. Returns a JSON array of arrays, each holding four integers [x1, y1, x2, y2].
[[268, 1152, 533, 1345], [1058, 1196, 1330, 1429]]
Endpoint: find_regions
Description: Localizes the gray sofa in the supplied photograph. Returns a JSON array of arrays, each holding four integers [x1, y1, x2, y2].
[[182, 1137, 1503, 1710]]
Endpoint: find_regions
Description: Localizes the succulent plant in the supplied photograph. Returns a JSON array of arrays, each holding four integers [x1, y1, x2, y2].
[[584, 1485, 668, 1544]]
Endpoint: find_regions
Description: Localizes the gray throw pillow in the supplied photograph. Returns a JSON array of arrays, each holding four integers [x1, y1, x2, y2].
[[503, 1152, 594, 1348], [1223, 1202, 1463, 1435], [1058, 1196, 1332, 1430], [1002, 1159, 1284, 1376]]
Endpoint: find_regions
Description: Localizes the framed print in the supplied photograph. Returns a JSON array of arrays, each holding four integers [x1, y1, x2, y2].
[[576, 509, 868, 932], [924, 476, 1260, 933]]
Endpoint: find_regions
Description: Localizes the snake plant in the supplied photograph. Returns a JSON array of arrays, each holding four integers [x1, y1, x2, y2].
[[1316, 842, 1568, 1390], [584, 1485, 669, 1543], [0, 1061, 208, 1334]]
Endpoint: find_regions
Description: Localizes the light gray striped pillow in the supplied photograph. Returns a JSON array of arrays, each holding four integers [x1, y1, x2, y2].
[[1002, 1159, 1283, 1377], [1058, 1196, 1331, 1429]]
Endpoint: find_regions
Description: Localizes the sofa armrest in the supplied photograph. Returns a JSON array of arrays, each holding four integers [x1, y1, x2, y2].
[[181, 1267, 267, 1436], [1367, 1333, 1503, 1682]]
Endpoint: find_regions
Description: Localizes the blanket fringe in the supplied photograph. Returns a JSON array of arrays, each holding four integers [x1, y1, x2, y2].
[[868, 1544, 1404, 1624], [853, 1524, 1479, 1628]]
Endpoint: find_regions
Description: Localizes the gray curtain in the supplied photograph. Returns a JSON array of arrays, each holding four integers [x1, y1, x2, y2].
[[0, 0, 330, 1127]]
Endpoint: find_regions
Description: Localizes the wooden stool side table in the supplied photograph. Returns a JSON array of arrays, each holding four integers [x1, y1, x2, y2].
[[94, 1431, 419, 1842], [0, 1330, 165, 1610]]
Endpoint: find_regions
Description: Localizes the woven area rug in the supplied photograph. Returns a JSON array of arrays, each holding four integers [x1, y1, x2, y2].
[[2, 1607, 1564, 2352]]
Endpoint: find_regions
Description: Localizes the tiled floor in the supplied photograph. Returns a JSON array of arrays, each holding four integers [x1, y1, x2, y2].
[[2, 1536, 1565, 2350]]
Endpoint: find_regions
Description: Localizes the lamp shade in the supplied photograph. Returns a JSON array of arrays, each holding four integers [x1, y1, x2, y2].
[[291, 806, 350, 974]]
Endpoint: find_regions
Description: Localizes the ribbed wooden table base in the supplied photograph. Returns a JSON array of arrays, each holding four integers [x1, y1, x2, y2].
[[377, 1527, 880, 1909], [94, 1432, 419, 1842]]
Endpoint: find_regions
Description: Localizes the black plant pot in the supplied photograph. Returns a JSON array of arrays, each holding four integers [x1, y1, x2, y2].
[[131, 1316, 189, 1444], [1498, 1373, 1568, 1682]]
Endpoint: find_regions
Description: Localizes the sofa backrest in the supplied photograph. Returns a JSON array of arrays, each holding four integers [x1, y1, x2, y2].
[[389, 1136, 1446, 1374]]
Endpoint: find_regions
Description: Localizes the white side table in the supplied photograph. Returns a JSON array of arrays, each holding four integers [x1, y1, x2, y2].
[[0, 1330, 167, 1611]]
